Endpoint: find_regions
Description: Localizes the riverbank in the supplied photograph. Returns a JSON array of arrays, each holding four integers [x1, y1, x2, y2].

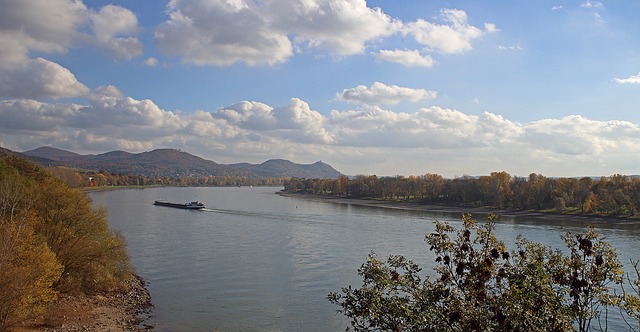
[[79, 185, 157, 193], [278, 191, 640, 225], [14, 275, 153, 332]]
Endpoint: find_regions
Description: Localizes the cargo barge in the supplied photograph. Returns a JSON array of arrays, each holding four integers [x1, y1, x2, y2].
[[153, 200, 205, 210]]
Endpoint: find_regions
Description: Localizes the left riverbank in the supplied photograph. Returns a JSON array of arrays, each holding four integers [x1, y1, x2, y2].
[[80, 185, 161, 193], [14, 275, 153, 332]]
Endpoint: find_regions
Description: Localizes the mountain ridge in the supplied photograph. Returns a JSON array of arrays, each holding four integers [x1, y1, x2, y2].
[[229, 158, 340, 179], [18, 146, 342, 179]]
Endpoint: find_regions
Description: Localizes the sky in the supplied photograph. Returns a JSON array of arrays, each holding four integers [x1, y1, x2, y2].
[[1, 0, 639, 178]]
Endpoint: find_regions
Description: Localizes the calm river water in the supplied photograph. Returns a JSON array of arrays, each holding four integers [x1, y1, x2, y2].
[[88, 186, 640, 331]]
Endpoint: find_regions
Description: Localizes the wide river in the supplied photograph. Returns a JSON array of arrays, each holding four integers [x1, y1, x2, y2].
[[88, 186, 640, 331]]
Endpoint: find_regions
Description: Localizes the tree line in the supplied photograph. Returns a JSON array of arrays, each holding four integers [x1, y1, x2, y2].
[[284, 172, 640, 218], [45, 166, 285, 188], [0, 155, 134, 330]]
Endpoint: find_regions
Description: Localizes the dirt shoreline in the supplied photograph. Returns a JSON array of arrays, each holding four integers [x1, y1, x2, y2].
[[278, 191, 640, 225], [14, 274, 153, 332]]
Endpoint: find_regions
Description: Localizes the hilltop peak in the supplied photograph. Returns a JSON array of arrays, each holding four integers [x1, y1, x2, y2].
[[23, 146, 81, 160]]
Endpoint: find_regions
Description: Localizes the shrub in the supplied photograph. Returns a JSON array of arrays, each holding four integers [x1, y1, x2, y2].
[[329, 214, 633, 331], [0, 214, 62, 331], [32, 177, 134, 294]]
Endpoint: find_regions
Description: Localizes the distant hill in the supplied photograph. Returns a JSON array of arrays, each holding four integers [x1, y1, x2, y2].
[[230, 159, 342, 179], [0, 147, 62, 166], [23, 146, 81, 160], [20, 147, 342, 179]]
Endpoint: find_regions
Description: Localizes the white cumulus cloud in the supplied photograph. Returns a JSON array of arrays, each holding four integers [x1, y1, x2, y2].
[[155, 0, 402, 66], [404, 9, 495, 54], [91, 4, 143, 60], [614, 73, 640, 84], [92, 5, 139, 42], [268, 0, 401, 55], [154, 2, 493, 67], [0, 0, 88, 68], [0, 99, 81, 131], [74, 85, 181, 129], [328, 105, 521, 149], [523, 115, 639, 155], [337, 82, 437, 105], [0, 58, 90, 99], [212, 98, 333, 143], [0, 0, 143, 67], [155, 0, 293, 66], [0, 1, 141, 106], [373, 49, 435, 67], [143, 57, 159, 67]]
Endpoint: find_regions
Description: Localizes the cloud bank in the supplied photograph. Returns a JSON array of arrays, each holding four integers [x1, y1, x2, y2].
[[0, 0, 142, 101], [0, 0, 142, 68], [154, 0, 493, 66], [2, 86, 639, 177]]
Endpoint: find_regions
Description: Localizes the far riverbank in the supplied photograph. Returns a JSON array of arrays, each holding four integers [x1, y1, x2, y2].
[[278, 191, 640, 225]]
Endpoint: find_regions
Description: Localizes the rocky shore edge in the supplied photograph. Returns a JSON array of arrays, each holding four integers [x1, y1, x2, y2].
[[16, 274, 153, 332]]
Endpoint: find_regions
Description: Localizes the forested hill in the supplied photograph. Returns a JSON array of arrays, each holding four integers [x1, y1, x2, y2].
[[230, 159, 342, 179], [18, 146, 342, 179]]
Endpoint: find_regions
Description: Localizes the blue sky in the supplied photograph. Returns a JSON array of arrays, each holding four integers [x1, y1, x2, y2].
[[1, 0, 639, 177]]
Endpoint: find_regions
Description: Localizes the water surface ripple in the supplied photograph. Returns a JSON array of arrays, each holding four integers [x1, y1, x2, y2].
[[89, 187, 640, 331]]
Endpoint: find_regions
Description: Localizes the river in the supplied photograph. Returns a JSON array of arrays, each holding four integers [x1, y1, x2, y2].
[[88, 186, 640, 331]]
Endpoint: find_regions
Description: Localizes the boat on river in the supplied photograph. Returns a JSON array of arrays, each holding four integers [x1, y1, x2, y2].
[[153, 200, 205, 210]]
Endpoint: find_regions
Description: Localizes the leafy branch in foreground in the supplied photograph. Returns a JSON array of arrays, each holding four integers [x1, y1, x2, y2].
[[329, 214, 637, 331], [618, 261, 640, 331]]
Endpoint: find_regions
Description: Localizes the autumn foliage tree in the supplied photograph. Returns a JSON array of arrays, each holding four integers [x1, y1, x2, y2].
[[0, 214, 62, 330], [0, 155, 134, 330], [32, 176, 133, 294]]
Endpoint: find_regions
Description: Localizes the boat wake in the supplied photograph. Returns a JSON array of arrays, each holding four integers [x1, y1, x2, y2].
[[199, 208, 276, 219]]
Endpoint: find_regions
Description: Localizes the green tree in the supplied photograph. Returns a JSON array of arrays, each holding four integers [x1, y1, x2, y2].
[[329, 214, 629, 332], [423, 173, 444, 201], [576, 177, 594, 214], [618, 261, 640, 331], [559, 229, 623, 331], [33, 176, 133, 294]]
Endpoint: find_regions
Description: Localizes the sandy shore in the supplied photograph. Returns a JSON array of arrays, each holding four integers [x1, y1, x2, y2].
[[14, 275, 153, 332], [278, 191, 640, 225]]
